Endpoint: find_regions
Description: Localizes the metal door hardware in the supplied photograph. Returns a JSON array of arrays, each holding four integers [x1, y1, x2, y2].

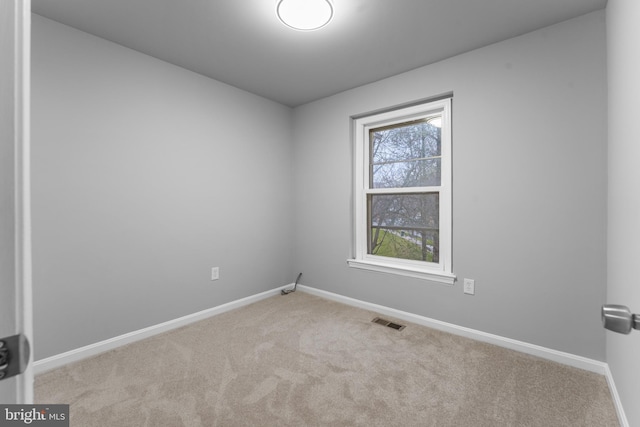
[[0, 334, 30, 380], [602, 304, 640, 335]]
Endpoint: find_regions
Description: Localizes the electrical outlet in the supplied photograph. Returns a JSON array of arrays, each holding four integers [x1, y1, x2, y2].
[[211, 267, 219, 281], [463, 278, 475, 295]]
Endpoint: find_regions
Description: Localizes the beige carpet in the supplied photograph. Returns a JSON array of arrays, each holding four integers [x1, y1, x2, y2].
[[35, 291, 619, 426]]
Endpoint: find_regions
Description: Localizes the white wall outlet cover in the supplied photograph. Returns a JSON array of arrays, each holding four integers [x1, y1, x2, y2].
[[463, 278, 475, 295]]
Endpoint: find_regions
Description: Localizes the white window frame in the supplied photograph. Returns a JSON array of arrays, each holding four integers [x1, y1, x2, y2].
[[348, 98, 455, 284]]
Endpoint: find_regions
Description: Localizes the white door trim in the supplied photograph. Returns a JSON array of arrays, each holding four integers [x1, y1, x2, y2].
[[2, 0, 33, 403]]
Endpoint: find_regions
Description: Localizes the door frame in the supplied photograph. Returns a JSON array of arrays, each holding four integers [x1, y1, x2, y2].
[[0, 0, 33, 403]]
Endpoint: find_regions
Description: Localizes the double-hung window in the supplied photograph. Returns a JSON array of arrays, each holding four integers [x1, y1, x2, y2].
[[349, 98, 455, 284]]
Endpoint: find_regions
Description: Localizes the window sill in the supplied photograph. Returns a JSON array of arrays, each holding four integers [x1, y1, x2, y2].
[[347, 259, 456, 285]]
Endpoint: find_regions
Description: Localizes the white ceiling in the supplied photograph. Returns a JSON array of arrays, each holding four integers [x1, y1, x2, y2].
[[32, 0, 607, 107]]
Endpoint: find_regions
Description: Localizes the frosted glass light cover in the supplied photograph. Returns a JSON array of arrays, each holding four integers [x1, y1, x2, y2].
[[277, 0, 334, 31]]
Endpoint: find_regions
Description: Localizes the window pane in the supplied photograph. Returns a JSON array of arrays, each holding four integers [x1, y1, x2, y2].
[[368, 193, 439, 262], [370, 118, 441, 188], [372, 158, 441, 188]]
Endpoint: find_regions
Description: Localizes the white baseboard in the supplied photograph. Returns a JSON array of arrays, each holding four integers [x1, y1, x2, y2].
[[34, 285, 292, 374], [604, 364, 629, 427], [297, 285, 608, 375], [35, 283, 606, 375]]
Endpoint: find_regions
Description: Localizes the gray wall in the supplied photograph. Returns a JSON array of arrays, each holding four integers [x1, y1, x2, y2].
[[32, 15, 294, 360], [292, 11, 607, 360], [606, 1, 640, 425]]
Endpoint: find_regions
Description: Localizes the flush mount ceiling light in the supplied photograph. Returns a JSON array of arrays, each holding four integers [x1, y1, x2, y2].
[[276, 0, 334, 31]]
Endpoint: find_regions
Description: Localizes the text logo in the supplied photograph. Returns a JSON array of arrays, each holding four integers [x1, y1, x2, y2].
[[0, 405, 69, 426]]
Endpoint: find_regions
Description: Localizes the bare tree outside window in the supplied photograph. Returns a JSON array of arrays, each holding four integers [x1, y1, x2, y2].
[[367, 118, 442, 262]]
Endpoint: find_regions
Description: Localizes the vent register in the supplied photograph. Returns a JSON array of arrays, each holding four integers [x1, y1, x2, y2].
[[371, 317, 406, 331]]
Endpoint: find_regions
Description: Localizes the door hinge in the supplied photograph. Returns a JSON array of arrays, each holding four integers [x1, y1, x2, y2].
[[0, 334, 30, 380]]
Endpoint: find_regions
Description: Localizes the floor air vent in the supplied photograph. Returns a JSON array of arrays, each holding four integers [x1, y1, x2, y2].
[[372, 317, 406, 331]]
